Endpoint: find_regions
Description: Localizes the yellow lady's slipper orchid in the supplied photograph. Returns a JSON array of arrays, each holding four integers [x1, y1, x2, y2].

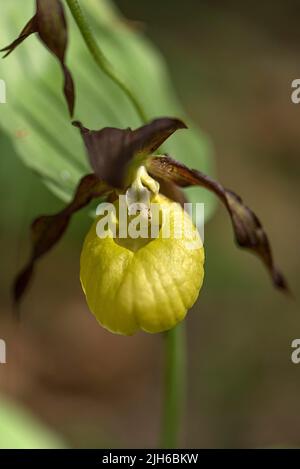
[[80, 182, 205, 335], [13, 117, 287, 316]]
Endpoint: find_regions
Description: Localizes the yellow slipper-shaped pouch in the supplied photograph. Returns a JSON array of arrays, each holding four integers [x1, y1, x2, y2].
[[80, 193, 204, 335]]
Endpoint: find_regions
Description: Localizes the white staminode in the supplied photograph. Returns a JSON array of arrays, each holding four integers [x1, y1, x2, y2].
[[125, 165, 160, 217], [95, 165, 204, 249]]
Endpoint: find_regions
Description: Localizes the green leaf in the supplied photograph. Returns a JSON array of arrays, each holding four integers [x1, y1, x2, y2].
[[0, 396, 66, 449], [0, 0, 216, 217]]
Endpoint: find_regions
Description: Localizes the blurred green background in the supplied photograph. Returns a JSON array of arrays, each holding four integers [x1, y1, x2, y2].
[[0, 0, 299, 448]]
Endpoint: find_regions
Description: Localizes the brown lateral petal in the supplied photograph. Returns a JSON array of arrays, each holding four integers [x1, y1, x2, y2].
[[13, 174, 112, 311], [73, 118, 186, 188], [147, 156, 289, 293], [1, 0, 75, 116]]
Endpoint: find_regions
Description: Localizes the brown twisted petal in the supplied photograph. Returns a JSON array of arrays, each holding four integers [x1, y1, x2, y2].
[[13, 174, 112, 311], [147, 155, 289, 293]]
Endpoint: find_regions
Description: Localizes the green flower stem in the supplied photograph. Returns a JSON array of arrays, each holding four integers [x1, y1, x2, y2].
[[161, 323, 186, 448], [65, 0, 147, 123]]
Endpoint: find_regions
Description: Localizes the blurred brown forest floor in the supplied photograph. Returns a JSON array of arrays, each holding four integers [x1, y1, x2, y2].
[[0, 0, 300, 448]]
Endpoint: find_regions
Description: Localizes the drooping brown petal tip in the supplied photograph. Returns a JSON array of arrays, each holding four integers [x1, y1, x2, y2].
[[73, 117, 187, 188], [1, 0, 75, 116], [13, 174, 112, 313], [147, 155, 290, 294]]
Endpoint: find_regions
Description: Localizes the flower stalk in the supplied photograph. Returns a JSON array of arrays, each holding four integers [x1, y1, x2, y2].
[[161, 324, 186, 448]]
